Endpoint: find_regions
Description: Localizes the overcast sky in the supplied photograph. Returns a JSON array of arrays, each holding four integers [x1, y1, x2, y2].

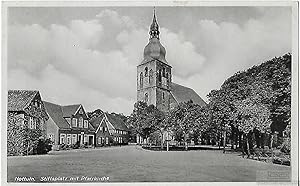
[[7, 6, 291, 115]]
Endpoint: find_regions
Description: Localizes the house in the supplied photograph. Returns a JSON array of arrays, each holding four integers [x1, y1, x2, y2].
[[43, 101, 95, 150], [90, 112, 129, 147], [7, 90, 49, 156]]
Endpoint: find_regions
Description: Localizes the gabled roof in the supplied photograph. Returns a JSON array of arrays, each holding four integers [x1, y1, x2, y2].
[[89, 114, 105, 131], [43, 101, 70, 129], [61, 104, 81, 117], [171, 83, 206, 106], [8, 90, 39, 112], [106, 113, 129, 131], [89, 112, 129, 132]]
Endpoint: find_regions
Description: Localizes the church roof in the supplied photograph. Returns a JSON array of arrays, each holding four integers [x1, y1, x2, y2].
[[170, 83, 207, 106], [8, 90, 39, 112]]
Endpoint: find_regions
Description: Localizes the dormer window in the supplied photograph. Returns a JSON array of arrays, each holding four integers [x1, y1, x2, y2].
[[84, 120, 88, 128], [79, 108, 83, 114], [72, 118, 77, 127], [79, 117, 83, 127]]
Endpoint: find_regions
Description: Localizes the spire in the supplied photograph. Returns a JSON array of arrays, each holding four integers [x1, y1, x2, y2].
[[149, 7, 159, 40]]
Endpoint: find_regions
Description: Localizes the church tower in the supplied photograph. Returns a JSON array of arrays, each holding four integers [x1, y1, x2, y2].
[[137, 9, 172, 112]]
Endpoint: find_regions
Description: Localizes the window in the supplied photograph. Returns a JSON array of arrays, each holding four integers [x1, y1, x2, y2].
[[49, 134, 54, 143], [145, 67, 148, 77], [29, 117, 35, 129], [158, 69, 162, 82], [149, 69, 153, 84], [84, 134, 87, 144], [140, 72, 143, 88], [79, 108, 83, 114], [163, 68, 166, 77], [60, 134, 66, 144], [84, 120, 88, 128], [67, 134, 71, 145], [98, 137, 102, 144], [105, 137, 109, 145], [162, 92, 165, 100], [79, 117, 83, 127], [72, 134, 77, 144], [72, 118, 77, 127], [145, 93, 148, 103]]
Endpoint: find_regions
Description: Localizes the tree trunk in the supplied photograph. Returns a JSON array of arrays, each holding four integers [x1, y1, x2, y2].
[[218, 132, 221, 149], [270, 133, 274, 162], [238, 132, 242, 148], [184, 132, 188, 151], [223, 130, 226, 153], [161, 131, 164, 150], [246, 136, 250, 158]]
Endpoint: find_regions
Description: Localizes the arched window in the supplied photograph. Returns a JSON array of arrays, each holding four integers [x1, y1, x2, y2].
[[145, 93, 148, 103], [158, 69, 162, 82], [149, 69, 153, 84], [140, 72, 143, 88], [145, 67, 148, 77]]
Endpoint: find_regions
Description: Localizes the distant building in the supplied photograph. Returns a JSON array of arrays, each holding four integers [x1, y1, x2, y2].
[[137, 10, 206, 112], [43, 101, 95, 150], [90, 112, 129, 147], [136, 11, 206, 144], [7, 90, 49, 156]]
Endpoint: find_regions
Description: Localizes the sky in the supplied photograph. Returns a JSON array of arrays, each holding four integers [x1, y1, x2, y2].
[[7, 6, 292, 115]]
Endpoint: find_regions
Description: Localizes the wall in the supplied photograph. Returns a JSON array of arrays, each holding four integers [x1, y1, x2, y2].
[[45, 116, 59, 145]]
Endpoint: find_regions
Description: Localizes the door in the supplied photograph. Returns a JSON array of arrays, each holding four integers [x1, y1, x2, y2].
[[89, 136, 93, 145], [78, 135, 81, 144]]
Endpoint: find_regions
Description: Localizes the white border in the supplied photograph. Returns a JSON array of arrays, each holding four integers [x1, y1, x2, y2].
[[1, 1, 298, 186]]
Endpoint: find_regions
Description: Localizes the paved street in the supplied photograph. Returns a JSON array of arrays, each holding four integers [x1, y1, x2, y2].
[[7, 145, 290, 182]]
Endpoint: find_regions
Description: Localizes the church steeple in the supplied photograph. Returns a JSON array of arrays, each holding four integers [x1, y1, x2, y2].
[[149, 7, 160, 40], [142, 8, 167, 64]]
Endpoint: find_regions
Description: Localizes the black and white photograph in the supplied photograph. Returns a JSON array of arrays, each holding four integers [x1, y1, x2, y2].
[[1, 1, 298, 185]]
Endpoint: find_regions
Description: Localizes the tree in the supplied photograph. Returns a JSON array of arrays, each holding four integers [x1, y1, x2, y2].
[[206, 53, 291, 155], [127, 102, 167, 145], [170, 100, 207, 150]]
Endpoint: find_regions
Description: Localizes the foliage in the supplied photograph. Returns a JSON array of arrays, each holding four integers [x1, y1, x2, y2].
[[170, 100, 210, 148], [206, 53, 291, 152], [36, 138, 52, 154], [207, 53, 291, 135], [87, 109, 104, 119], [7, 112, 48, 156]]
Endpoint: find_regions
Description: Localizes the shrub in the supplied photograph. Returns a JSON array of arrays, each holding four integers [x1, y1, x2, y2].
[[280, 138, 291, 154], [36, 138, 52, 154]]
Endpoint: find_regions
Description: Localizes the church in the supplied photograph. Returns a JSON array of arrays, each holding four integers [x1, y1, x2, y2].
[[137, 10, 206, 113], [136, 10, 206, 144]]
